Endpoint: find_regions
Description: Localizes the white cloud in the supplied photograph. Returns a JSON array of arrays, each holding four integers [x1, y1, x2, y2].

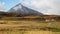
[[21, 0, 60, 15], [0, 2, 5, 11]]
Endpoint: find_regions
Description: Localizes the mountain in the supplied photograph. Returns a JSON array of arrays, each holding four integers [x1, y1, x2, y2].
[[8, 3, 43, 16]]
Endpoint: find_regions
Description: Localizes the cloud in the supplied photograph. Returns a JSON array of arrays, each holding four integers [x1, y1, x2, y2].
[[0, 2, 5, 11], [21, 0, 60, 15]]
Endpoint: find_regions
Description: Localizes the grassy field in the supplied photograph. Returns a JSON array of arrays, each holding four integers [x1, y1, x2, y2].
[[0, 18, 60, 34]]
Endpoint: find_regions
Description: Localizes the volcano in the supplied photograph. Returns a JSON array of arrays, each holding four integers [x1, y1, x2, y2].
[[8, 3, 43, 16]]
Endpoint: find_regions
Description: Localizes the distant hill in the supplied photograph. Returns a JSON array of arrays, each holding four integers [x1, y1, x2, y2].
[[0, 11, 8, 17], [0, 11, 60, 21]]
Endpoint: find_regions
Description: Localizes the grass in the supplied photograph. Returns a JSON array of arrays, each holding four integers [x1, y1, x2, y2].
[[0, 30, 52, 34], [0, 18, 60, 34]]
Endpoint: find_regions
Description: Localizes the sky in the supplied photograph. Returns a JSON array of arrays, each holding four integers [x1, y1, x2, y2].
[[0, 0, 60, 15], [0, 0, 20, 11]]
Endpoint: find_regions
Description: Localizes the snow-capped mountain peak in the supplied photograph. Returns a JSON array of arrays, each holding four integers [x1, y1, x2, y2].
[[8, 3, 43, 16]]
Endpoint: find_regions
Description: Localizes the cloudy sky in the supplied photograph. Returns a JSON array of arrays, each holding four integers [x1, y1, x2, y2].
[[21, 0, 60, 15], [0, 0, 60, 15], [0, 0, 20, 11]]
